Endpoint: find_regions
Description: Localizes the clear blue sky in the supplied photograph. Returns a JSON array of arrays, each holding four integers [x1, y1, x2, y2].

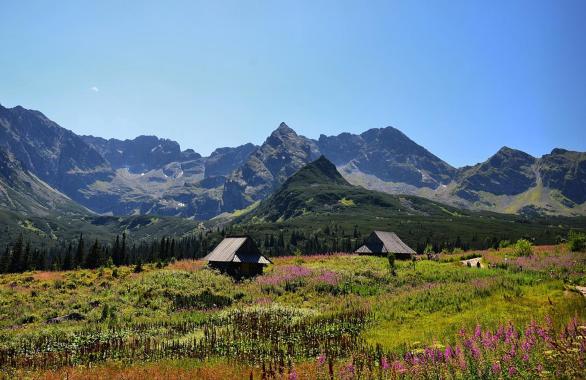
[[1, 1, 585, 167]]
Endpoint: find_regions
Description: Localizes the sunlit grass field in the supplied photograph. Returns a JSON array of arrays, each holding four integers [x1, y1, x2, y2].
[[1, 245, 585, 379]]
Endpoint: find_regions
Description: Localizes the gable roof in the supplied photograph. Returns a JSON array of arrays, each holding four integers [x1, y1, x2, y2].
[[367, 231, 416, 255], [355, 244, 372, 253], [203, 236, 271, 265]]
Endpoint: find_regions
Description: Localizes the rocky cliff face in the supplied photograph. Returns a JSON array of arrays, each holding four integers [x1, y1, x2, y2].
[[538, 149, 586, 205], [222, 123, 320, 211], [0, 148, 88, 217], [455, 147, 537, 201], [318, 126, 456, 188], [0, 104, 113, 206]]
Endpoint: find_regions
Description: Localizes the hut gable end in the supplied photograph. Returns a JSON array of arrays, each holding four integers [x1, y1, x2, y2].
[[357, 231, 415, 259]]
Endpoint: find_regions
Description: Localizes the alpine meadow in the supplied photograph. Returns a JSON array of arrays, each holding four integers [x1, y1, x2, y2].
[[1, 1, 586, 379]]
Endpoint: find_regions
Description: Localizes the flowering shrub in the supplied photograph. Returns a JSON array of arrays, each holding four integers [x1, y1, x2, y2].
[[257, 265, 312, 292], [325, 317, 586, 379]]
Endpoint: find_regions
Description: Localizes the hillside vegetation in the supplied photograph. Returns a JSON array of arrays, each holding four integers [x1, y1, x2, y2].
[[234, 157, 586, 254]]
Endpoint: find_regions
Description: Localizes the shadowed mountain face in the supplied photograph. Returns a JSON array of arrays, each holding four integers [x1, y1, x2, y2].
[[0, 103, 585, 219], [0, 104, 114, 206], [204, 143, 257, 179], [539, 149, 586, 204], [222, 123, 321, 211], [455, 147, 537, 200], [0, 149, 89, 217], [81, 135, 192, 173], [318, 127, 455, 188]]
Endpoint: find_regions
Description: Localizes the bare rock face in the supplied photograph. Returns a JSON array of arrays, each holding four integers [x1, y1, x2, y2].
[[318, 126, 456, 188], [538, 149, 586, 204], [0, 104, 113, 206], [455, 147, 537, 200], [222, 123, 320, 212], [204, 143, 257, 179]]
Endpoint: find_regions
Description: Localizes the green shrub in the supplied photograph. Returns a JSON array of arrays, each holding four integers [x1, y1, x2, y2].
[[387, 252, 396, 276], [498, 240, 511, 249], [513, 239, 533, 257], [568, 230, 586, 252]]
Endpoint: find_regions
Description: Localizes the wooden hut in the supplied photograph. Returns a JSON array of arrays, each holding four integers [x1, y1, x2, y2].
[[203, 236, 271, 277], [355, 231, 416, 259]]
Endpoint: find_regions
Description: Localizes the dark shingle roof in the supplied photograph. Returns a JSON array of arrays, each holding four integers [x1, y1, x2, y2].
[[356, 231, 415, 255], [203, 236, 271, 265], [372, 231, 416, 254]]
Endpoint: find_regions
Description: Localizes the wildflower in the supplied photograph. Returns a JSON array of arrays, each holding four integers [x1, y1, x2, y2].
[[470, 343, 481, 359], [474, 324, 482, 340], [340, 362, 355, 379], [444, 345, 454, 361], [508, 366, 517, 376], [288, 370, 298, 380], [492, 362, 501, 374], [392, 360, 407, 374], [381, 357, 390, 370], [317, 353, 326, 366]]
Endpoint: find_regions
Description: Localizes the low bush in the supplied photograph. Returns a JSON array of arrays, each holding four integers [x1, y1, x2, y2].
[[513, 239, 533, 257]]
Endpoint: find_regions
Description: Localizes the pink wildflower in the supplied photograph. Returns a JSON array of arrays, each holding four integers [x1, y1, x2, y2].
[[492, 362, 501, 374], [381, 357, 390, 370]]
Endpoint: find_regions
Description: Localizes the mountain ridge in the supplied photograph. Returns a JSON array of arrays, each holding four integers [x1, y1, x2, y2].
[[1, 103, 584, 219]]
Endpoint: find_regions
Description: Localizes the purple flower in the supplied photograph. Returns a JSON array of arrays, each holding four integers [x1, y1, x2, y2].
[[508, 366, 518, 376], [317, 353, 326, 366], [288, 370, 298, 380], [381, 357, 390, 370], [474, 324, 482, 340], [257, 265, 312, 286], [492, 362, 501, 374], [444, 345, 454, 361], [314, 270, 341, 286], [392, 360, 407, 374], [340, 363, 355, 379]]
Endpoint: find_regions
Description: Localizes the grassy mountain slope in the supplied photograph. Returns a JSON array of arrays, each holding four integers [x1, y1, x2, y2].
[[237, 157, 586, 250]]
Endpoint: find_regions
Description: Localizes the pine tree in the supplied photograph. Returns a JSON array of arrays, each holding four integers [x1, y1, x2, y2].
[[23, 242, 32, 271], [62, 243, 73, 271], [75, 233, 85, 268], [112, 235, 121, 266], [9, 234, 24, 273], [121, 233, 127, 265], [85, 239, 100, 269], [0, 246, 10, 273]]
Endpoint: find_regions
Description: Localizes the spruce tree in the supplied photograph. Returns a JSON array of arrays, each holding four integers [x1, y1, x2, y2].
[[121, 232, 127, 265], [75, 233, 85, 268], [85, 239, 100, 269], [9, 234, 24, 273], [63, 243, 73, 271], [0, 246, 10, 273], [112, 235, 121, 266]]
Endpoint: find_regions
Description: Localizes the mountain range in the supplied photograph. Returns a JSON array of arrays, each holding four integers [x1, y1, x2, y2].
[[1, 103, 585, 224]]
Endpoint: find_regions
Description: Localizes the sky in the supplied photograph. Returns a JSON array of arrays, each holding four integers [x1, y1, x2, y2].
[[1, 0, 585, 167]]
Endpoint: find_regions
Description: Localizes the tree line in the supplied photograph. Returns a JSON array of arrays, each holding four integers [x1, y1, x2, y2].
[[1, 222, 576, 274], [0, 232, 219, 274]]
